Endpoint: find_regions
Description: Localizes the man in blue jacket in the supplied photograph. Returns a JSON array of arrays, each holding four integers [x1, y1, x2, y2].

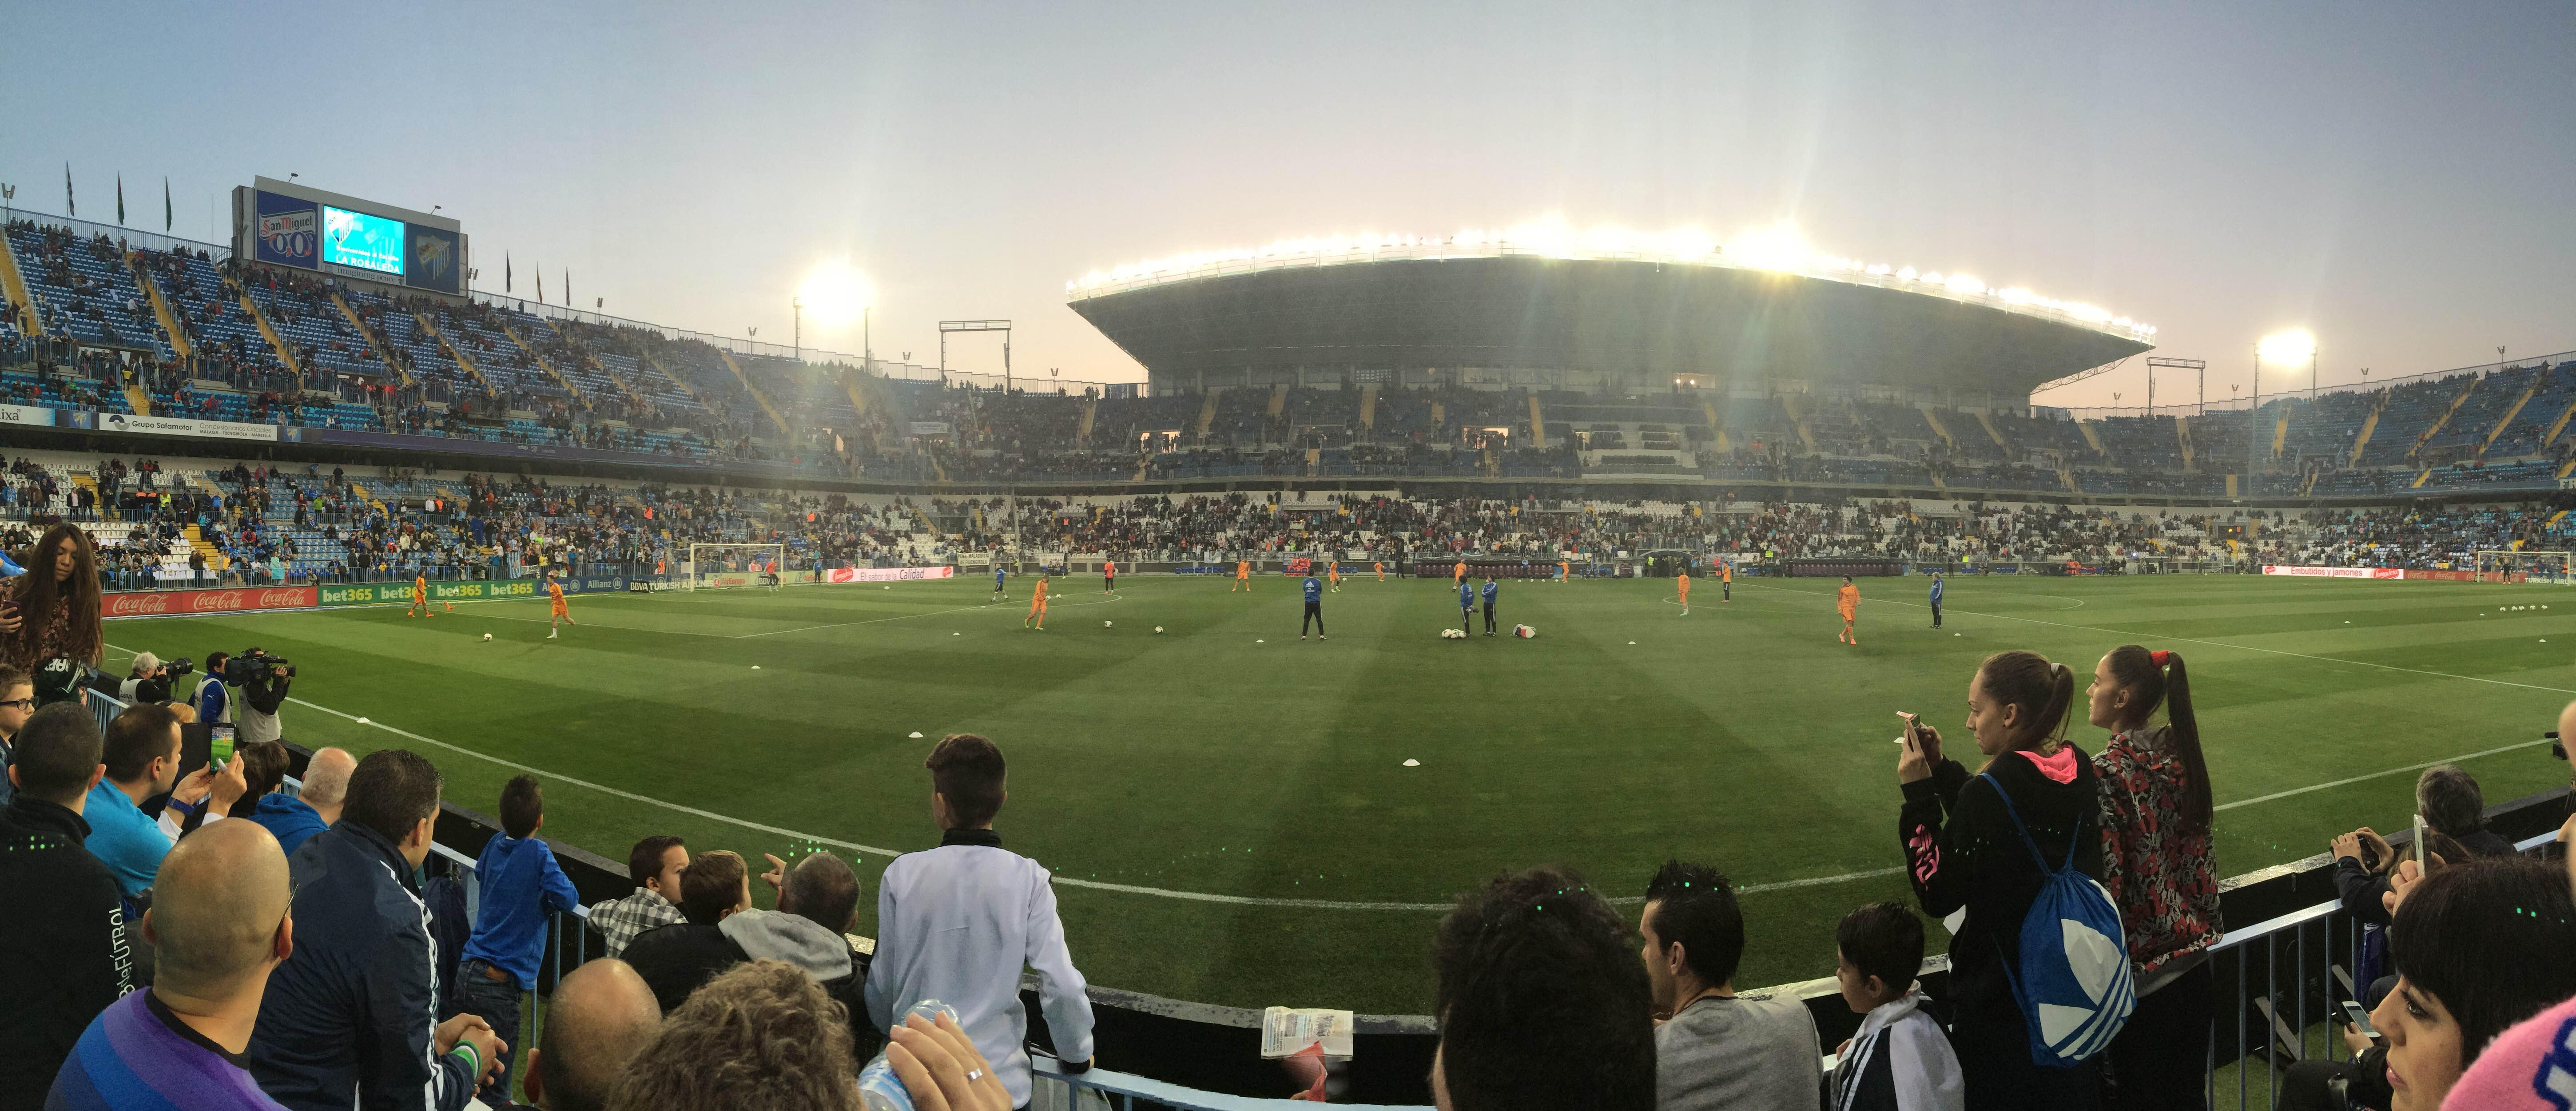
[[246, 748, 505, 1111], [1458, 576, 1476, 636], [1928, 572, 1945, 629], [456, 775, 580, 1095], [1481, 575, 1501, 636], [1299, 573, 1325, 640]]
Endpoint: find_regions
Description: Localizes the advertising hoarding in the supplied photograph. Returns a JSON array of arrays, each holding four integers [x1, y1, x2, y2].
[[100, 586, 317, 619], [322, 206, 406, 276]]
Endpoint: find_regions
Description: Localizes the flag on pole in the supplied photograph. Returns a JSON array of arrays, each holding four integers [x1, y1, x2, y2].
[[163, 178, 172, 232], [117, 175, 125, 226], [505, 253, 512, 293], [564, 268, 570, 308], [64, 163, 74, 216], [536, 265, 544, 303]]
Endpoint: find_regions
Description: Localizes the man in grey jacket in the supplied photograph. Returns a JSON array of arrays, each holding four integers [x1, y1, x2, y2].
[[1640, 860, 1822, 1111]]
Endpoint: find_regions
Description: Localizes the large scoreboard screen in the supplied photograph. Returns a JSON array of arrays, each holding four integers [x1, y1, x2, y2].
[[321, 206, 406, 277], [235, 178, 464, 294]]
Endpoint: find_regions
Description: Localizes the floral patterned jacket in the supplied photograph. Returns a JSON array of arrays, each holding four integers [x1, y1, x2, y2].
[[2095, 725, 2222, 981]]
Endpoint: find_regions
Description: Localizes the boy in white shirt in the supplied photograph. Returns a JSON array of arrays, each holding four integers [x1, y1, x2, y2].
[[1829, 902, 1964, 1111]]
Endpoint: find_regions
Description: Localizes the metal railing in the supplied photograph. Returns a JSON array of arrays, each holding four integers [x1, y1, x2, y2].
[[1032, 1053, 1419, 1111], [2203, 828, 2560, 1110]]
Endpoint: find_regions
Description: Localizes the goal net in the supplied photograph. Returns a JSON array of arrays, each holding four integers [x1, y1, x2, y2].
[[685, 544, 787, 591], [2474, 549, 2574, 583]]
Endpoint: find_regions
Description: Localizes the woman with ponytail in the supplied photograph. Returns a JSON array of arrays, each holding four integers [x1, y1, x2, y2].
[[1896, 649, 2105, 1109], [2087, 646, 2222, 1110]]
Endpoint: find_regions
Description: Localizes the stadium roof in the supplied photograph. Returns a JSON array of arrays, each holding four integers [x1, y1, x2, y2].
[[1069, 250, 2155, 396]]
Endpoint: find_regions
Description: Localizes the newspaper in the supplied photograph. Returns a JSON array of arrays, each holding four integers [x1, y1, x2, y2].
[[1260, 1007, 1355, 1058]]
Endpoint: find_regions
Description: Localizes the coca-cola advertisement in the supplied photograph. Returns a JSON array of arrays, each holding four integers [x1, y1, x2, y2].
[[101, 586, 318, 619]]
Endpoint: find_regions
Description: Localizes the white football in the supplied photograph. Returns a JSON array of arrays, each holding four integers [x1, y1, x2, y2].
[[483, 633, 493, 641], [1104, 620, 1113, 627], [1154, 626, 1165, 634]]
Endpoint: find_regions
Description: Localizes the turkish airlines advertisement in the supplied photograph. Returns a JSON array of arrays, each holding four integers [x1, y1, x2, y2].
[[102, 586, 319, 619], [2260, 565, 2403, 579], [824, 566, 955, 583]]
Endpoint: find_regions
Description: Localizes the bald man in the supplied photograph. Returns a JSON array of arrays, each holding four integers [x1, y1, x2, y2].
[[49, 819, 295, 1110], [521, 960, 660, 1111], [246, 747, 351, 858]]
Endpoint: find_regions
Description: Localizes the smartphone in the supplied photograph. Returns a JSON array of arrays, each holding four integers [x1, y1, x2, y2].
[[2341, 1000, 2379, 1040], [209, 724, 235, 767], [1895, 712, 1921, 746], [2409, 813, 2427, 868]]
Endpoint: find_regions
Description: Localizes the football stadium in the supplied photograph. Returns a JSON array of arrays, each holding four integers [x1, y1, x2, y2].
[[8, 8, 2576, 1111]]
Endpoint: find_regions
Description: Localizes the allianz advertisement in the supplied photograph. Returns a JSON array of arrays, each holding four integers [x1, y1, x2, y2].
[[319, 575, 626, 607]]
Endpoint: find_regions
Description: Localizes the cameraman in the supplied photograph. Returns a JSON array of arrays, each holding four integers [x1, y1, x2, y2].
[[193, 651, 232, 728], [116, 652, 175, 705], [235, 648, 291, 746]]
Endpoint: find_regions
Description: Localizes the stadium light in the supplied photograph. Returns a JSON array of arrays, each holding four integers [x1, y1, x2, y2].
[[797, 260, 873, 327], [2257, 329, 2316, 365]]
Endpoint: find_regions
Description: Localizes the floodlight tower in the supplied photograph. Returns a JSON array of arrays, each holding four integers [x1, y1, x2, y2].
[[2254, 330, 2317, 477]]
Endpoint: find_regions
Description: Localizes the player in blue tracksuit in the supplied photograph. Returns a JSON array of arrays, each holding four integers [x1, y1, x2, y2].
[[1480, 575, 1501, 636], [1300, 574, 1326, 639], [1457, 578, 1475, 635], [1929, 571, 1944, 628], [991, 565, 1009, 601]]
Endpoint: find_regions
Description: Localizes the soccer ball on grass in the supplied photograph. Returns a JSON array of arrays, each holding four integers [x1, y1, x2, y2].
[[482, 633, 493, 641], [1104, 620, 1113, 628]]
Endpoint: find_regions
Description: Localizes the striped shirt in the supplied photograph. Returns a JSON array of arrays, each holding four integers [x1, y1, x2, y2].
[[48, 991, 289, 1111]]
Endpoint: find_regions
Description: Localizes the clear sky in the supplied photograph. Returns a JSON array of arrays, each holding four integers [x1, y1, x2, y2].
[[6, 1, 2568, 406]]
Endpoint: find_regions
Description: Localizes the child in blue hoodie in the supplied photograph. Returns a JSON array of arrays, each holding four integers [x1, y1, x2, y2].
[[457, 775, 580, 1095]]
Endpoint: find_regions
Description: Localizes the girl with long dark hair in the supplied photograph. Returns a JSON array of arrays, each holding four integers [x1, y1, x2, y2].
[[1896, 649, 2104, 1110], [0, 523, 104, 674], [2086, 645, 2222, 1109]]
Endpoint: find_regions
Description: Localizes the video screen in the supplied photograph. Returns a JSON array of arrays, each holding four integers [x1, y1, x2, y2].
[[322, 206, 406, 276]]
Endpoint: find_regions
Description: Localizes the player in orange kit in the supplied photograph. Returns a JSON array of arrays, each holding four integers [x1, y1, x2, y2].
[[1232, 559, 1251, 592], [1102, 558, 1117, 595], [1559, 559, 1570, 584], [1026, 573, 1051, 629], [1720, 559, 1732, 602], [408, 572, 432, 618], [547, 571, 574, 639], [1836, 575, 1860, 645], [1328, 560, 1342, 593], [1677, 571, 1690, 616], [1452, 559, 1467, 587], [1372, 560, 1385, 582]]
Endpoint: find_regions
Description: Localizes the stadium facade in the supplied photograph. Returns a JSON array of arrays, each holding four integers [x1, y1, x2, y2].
[[1069, 244, 2154, 403]]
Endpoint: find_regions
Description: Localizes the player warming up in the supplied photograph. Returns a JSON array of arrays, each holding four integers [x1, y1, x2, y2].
[[1452, 559, 1467, 589], [1836, 575, 1860, 646], [1300, 571, 1326, 640], [1558, 559, 1570, 584], [990, 564, 1009, 602], [1720, 560, 1732, 602], [1457, 576, 1475, 635], [1373, 559, 1385, 582], [1928, 571, 1944, 628], [1677, 571, 1690, 616], [1480, 575, 1500, 636], [1328, 560, 1342, 593], [407, 572, 432, 618], [1103, 558, 1117, 595], [547, 571, 575, 639], [1232, 559, 1252, 592], [1025, 572, 1050, 630], [762, 562, 782, 591]]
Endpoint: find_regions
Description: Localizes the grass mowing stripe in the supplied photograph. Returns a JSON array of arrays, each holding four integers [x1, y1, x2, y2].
[[2213, 737, 2556, 811], [1741, 580, 2576, 697], [732, 593, 1125, 639]]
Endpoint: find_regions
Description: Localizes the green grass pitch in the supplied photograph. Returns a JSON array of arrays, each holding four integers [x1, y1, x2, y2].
[[106, 572, 2576, 1014]]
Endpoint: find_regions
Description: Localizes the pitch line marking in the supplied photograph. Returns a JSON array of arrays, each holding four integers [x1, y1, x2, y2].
[[1741, 581, 2576, 697]]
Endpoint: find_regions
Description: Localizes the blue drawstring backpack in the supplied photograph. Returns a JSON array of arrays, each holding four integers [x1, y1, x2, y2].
[[1976, 771, 2136, 1067]]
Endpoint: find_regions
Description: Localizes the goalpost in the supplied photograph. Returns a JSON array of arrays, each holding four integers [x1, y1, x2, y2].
[[2474, 549, 2574, 583], [684, 543, 787, 591]]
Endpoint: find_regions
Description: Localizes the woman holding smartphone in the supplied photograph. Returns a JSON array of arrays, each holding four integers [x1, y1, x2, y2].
[[0, 524, 106, 675], [1896, 649, 2104, 1110], [2085, 646, 2222, 1110]]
